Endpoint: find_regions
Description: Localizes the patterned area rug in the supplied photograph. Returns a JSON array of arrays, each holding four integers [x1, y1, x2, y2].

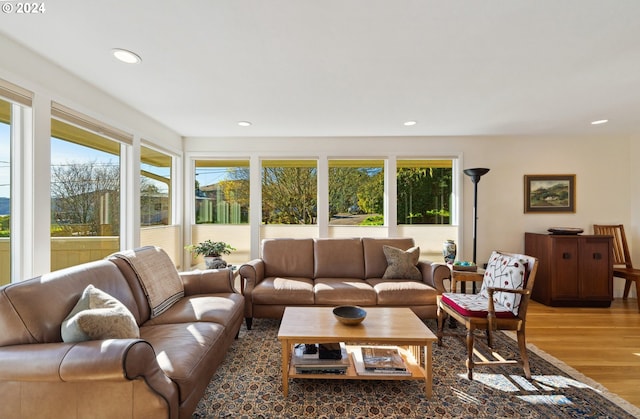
[[193, 318, 640, 418]]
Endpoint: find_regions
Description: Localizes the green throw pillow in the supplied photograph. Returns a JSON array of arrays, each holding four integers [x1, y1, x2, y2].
[[382, 245, 422, 280], [61, 284, 140, 342]]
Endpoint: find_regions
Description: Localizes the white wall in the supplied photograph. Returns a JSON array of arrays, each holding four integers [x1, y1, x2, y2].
[[185, 135, 634, 297]]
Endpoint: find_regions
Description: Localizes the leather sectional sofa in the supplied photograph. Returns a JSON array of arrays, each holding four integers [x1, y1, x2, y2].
[[239, 237, 450, 329], [0, 246, 244, 419]]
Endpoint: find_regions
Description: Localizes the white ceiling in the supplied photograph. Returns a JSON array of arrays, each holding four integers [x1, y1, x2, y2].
[[1, 0, 639, 138]]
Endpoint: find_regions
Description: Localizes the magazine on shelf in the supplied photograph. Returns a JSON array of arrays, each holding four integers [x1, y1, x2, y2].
[[351, 346, 411, 376], [292, 343, 349, 370], [361, 346, 409, 372], [294, 367, 347, 375]]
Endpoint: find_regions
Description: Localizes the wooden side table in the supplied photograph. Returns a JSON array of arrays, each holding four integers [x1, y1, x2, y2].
[[449, 267, 485, 293]]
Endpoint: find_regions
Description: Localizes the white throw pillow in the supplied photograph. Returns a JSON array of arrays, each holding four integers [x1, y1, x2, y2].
[[61, 284, 140, 342], [480, 251, 527, 315]]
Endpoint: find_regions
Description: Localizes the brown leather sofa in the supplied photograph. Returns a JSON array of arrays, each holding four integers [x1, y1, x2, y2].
[[0, 246, 244, 419], [239, 237, 450, 329]]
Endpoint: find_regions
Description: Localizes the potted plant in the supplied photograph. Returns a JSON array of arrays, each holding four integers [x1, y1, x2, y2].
[[186, 240, 235, 269]]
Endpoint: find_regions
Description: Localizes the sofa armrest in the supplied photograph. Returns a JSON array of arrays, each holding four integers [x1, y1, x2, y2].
[[238, 259, 265, 296], [0, 339, 174, 389], [0, 340, 178, 419], [238, 259, 264, 320], [417, 261, 450, 293], [180, 268, 236, 295]]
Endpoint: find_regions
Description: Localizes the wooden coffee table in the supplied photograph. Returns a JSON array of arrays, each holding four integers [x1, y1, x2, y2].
[[277, 306, 436, 398]]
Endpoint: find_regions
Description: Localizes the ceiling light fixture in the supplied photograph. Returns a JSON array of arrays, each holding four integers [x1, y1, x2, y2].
[[112, 48, 142, 64], [403, 120, 417, 126], [238, 121, 252, 127], [591, 119, 608, 125]]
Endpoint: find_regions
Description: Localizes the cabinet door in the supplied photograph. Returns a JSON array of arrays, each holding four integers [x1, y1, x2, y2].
[[579, 238, 612, 300], [551, 238, 579, 299]]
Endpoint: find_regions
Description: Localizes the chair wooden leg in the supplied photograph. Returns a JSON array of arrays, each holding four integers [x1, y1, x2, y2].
[[466, 329, 475, 380], [436, 307, 445, 346], [623, 279, 632, 299], [517, 328, 531, 380], [485, 329, 494, 348], [635, 281, 640, 312]]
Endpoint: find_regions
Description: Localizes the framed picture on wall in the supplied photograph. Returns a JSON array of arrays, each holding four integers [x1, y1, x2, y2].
[[524, 174, 576, 213]]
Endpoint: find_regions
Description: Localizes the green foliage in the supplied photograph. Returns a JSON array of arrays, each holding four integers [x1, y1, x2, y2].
[[262, 167, 317, 224], [359, 215, 384, 226], [357, 170, 384, 214], [186, 240, 235, 257], [397, 167, 452, 224], [0, 215, 9, 229], [328, 167, 369, 214]]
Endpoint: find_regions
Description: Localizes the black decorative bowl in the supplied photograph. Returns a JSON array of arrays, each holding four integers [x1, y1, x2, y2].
[[333, 305, 367, 326], [548, 227, 584, 235]]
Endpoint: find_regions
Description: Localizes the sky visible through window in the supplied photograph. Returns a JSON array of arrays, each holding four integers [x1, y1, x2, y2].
[[195, 167, 232, 188], [0, 129, 170, 209]]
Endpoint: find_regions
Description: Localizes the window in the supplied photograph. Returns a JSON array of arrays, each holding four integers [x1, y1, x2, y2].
[[0, 99, 10, 285], [397, 160, 453, 225], [191, 160, 250, 267], [195, 160, 249, 224], [141, 146, 172, 226], [50, 118, 122, 270], [140, 145, 182, 266], [329, 160, 384, 226], [262, 160, 317, 225]]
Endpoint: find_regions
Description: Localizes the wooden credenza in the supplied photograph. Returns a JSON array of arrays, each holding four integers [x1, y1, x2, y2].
[[525, 233, 613, 307]]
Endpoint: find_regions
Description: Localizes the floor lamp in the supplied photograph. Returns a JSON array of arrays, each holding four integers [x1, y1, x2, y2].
[[464, 168, 490, 292]]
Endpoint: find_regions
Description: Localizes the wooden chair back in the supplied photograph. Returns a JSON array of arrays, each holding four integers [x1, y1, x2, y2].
[[510, 252, 539, 321], [593, 224, 634, 269]]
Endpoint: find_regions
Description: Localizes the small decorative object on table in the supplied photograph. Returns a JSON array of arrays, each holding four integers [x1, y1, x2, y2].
[[452, 260, 477, 272], [333, 305, 367, 325], [186, 240, 236, 269], [442, 240, 457, 264]]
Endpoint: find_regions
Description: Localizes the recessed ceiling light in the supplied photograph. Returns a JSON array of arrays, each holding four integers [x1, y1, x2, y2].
[[112, 48, 142, 64], [403, 120, 417, 126], [238, 121, 252, 127], [591, 119, 608, 125]]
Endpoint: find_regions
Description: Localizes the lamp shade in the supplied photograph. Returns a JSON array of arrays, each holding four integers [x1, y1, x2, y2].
[[463, 168, 490, 183]]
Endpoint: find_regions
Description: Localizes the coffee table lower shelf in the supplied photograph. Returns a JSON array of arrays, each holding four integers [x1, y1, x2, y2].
[[284, 344, 431, 397]]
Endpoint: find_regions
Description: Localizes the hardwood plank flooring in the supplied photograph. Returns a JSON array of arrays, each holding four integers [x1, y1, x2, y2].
[[525, 298, 640, 409]]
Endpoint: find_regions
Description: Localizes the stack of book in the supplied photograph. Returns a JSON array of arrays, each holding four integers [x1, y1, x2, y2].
[[292, 343, 349, 374], [351, 346, 411, 376]]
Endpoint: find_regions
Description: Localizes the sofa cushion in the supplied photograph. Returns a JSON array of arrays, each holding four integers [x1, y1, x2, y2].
[[382, 245, 422, 280], [362, 238, 416, 279], [313, 278, 376, 305], [314, 238, 365, 278], [262, 238, 315, 278], [251, 277, 315, 305], [140, 322, 225, 404], [110, 247, 184, 318], [143, 293, 244, 329], [368, 279, 438, 305], [62, 285, 139, 342], [441, 293, 517, 318]]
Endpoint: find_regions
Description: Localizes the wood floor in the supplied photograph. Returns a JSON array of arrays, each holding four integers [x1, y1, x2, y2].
[[525, 298, 640, 409]]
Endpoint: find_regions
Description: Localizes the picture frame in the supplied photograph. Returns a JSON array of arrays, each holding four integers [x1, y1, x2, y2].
[[524, 174, 576, 213]]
